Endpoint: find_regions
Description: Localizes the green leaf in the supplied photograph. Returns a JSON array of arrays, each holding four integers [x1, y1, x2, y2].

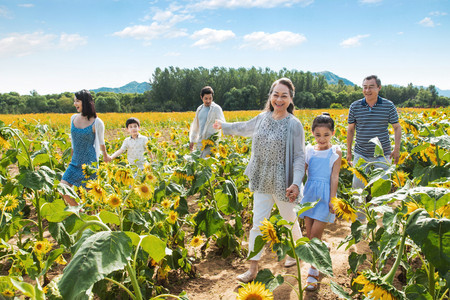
[[39, 247, 65, 277], [348, 252, 367, 274], [58, 231, 132, 300], [99, 210, 120, 226], [10, 278, 36, 298], [192, 166, 212, 193], [329, 280, 352, 299], [41, 198, 72, 222], [222, 179, 242, 212], [406, 210, 450, 277], [295, 238, 333, 277], [56, 182, 79, 202], [248, 235, 265, 260], [404, 284, 433, 300], [294, 199, 319, 216], [371, 178, 392, 197], [424, 135, 450, 150], [123, 231, 140, 246], [254, 268, 284, 292], [411, 143, 429, 154], [0, 217, 34, 242], [216, 190, 233, 215], [18, 166, 55, 191], [194, 208, 224, 238], [369, 137, 385, 157], [140, 234, 166, 262]]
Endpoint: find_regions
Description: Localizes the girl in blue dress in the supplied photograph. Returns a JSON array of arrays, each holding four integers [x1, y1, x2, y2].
[[299, 112, 342, 291], [61, 89, 111, 206]]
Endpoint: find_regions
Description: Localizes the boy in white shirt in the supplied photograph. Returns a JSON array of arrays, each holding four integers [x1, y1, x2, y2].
[[110, 118, 148, 169]]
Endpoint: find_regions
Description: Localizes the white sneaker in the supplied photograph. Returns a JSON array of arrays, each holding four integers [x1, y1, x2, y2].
[[284, 256, 297, 267], [236, 270, 257, 283]]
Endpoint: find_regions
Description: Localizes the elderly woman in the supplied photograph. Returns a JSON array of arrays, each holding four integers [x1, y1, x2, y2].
[[213, 78, 305, 283]]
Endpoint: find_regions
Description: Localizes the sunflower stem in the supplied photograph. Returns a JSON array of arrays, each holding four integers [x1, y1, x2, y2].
[[383, 226, 407, 284], [428, 263, 435, 299], [287, 228, 303, 300], [75, 220, 111, 241], [103, 277, 136, 300]]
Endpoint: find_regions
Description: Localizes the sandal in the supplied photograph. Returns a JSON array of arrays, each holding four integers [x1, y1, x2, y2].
[[237, 270, 257, 283], [305, 270, 319, 291]]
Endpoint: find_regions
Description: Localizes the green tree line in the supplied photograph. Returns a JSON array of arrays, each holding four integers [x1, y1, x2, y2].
[[1, 67, 448, 114]]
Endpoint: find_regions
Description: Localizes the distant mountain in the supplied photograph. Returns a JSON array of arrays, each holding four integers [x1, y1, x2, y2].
[[314, 71, 355, 86], [436, 87, 450, 97], [91, 81, 151, 94]]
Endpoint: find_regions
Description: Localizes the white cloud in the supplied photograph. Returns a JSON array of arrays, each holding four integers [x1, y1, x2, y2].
[[419, 17, 435, 27], [113, 23, 188, 42], [429, 11, 447, 16], [59, 33, 88, 50], [191, 28, 235, 48], [0, 6, 11, 18], [164, 52, 181, 56], [241, 31, 306, 50], [340, 34, 370, 48], [189, 0, 313, 10], [0, 32, 87, 57], [359, 0, 382, 3], [18, 4, 34, 8]]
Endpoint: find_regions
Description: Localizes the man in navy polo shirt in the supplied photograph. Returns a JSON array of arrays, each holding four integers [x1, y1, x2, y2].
[[346, 75, 402, 192]]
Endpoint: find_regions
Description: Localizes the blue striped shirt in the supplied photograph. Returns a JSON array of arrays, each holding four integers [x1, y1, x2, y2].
[[348, 96, 399, 157]]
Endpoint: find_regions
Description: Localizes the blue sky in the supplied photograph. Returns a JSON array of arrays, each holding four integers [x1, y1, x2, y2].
[[0, 0, 449, 95]]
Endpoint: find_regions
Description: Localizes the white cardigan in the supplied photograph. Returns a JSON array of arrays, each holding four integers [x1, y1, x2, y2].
[[189, 102, 225, 144], [70, 114, 105, 162]]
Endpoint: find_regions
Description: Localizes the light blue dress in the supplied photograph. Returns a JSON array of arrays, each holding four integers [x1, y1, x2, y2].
[[299, 146, 336, 223], [62, 119, 97, 187]]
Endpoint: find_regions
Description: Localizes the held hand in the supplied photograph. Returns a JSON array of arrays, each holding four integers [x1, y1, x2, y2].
[[390, 149, 400, 164], [286, 184, 300, 203], [103, 154, 112, 163], [329, 201, 335, 214], [346, 152, 353, 166], [213, 119, 222, 130], [189, 142, 194, 151]]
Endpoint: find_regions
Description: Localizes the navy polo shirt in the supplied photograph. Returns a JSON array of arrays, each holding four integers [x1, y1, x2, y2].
[[348, 96, 399, 158]]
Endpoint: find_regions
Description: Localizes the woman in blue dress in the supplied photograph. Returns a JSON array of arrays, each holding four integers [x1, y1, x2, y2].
[[61, 89, 111, 206], [299, 113, 342, 291]]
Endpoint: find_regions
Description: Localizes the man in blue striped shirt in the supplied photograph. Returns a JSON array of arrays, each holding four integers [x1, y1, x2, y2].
[[346, 75, 402, 191]]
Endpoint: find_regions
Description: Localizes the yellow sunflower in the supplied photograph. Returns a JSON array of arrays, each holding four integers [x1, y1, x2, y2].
[[436, 204, 450, 218], [398, 152, 408, 165], [160, 141, 168, 148], [167, 152, 177, 160], [55, 254, 67, 265], [190, 235, 204, 247], [1, 194, 19, 212], [86, 181, 106, 202], [167, 211, 178, 224], [154, 131, 162, 138], [340, 158, 349, 169], [331, 197, 357, 223], [353, 272, 402, 300], [173, 196, 180, 209], [33, 239, 53, 255], [236, 281, 273, 300], [219, 145, 228, 158], [241, 145, 249, 154], [405, 202, 420, 216], [135, 183, 153, 200], [220, 160, 226, 167], [170, 133, 175, 140], [393, 171, 408, 187], [348, 167, 368, 186], [0, 136, 11, 149], [210, 146, 218, 155], [107, 194, 122, 208], [259, 219, 279, 250], [145, 172, 157, 184], [161, 199, 172, 209], [2, 289, 14, 297]]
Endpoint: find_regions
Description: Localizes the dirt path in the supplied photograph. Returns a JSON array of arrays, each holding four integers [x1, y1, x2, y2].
[[170, 218, 367, 299]]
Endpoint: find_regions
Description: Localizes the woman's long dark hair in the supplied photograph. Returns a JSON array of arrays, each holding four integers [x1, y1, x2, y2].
[[264, 77, 295, 114], [75, 89, 97, 120]]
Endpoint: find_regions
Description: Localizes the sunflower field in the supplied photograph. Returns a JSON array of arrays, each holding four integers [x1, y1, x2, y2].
[[0, 108, 449, 300]]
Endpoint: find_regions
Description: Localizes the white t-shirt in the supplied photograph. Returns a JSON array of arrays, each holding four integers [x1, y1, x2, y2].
[[120, 134, 148, 169], [305, 144, 340, 170]]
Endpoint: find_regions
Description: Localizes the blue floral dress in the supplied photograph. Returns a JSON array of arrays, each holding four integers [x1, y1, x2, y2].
[[62, 119, 97, 187]]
